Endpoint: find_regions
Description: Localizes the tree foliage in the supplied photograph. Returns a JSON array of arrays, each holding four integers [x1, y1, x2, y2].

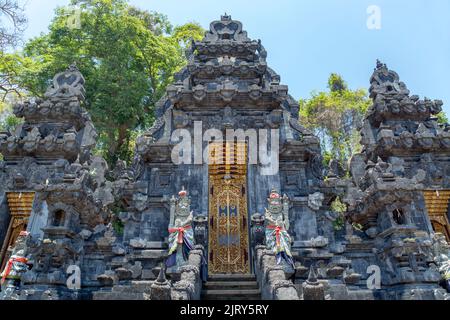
[[437, 111, 449, 125], [0, 52, 34, 100], [299, 74, 371, 168], [0, 0, 28, 98], [0, 0, 27, 50], [15, 0, 204, 165], [0, 0, 28, 132]]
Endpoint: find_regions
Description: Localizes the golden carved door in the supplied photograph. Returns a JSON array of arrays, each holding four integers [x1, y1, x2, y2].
[[423, 190, 450, 242], [0, 192, 35, 270], [208, 142, 250, 274]]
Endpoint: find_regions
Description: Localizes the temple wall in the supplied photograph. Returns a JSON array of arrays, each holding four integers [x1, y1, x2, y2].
[[175, 164, 208, 216], [292, 205, 318, 241], [140, 207, 168, 242], [0, 193, 9, 248], [27, 199, 48, 240], [412, 194, 434, 233], [249, 164, 281, 216]]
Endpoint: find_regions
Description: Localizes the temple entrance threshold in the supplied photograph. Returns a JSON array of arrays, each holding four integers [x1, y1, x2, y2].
[[208, 142, 251, 275]]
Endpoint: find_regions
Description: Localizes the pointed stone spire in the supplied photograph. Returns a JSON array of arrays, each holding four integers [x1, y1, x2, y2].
[[376, 59, 387, 70], [302, 264, 325, 300], [150, 263, 171, 300], [156, 263, 167, 284], [307, 265, 318, 284], [68, 61, 79, 72], [221, 12, 231, 21]]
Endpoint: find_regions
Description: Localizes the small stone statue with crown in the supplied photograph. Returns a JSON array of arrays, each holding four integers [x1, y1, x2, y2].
[[0, 231, 33, 300], [265, 189, 294, 270], [166, 188, 195, 271]]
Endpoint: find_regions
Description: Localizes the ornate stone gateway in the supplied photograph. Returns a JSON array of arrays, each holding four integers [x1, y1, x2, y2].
[[208, 142, 250, 274], [0, 14, 449, 301]]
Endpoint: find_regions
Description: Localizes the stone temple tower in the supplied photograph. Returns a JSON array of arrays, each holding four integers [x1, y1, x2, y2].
[[0, 64, 114, 299], [131, 13, 324, 278]]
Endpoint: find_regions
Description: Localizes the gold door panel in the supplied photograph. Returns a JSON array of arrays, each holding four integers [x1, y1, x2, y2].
[[424, 190, 450, 242], [208, 142, 250, 274], [0, 192, 35, 270]]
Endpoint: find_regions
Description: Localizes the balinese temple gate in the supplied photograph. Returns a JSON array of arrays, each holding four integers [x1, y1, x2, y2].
[[0, 15, 449, 300]]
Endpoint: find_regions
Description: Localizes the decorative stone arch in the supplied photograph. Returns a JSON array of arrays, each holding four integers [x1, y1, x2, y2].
[[46, 202, 78, 229], [53, 209, 66, 227], [385, 202, 413, 227]]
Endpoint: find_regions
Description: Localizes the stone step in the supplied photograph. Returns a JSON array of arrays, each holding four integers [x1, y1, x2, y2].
[[207, 274, 257, 282], [202, 274, 261, 300], [204, 281, 259, 290], [130, 281, 154, 292], [201, 289, 261, 301], [93, 291, 145, 300]]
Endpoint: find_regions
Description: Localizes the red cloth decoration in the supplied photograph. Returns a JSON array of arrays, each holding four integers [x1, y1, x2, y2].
[[168, 225, 192, 244], [267, 225, 283, 247], [1, 256, 28, 284]]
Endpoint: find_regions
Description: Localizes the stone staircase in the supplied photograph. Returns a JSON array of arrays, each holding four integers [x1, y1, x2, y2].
[[201, 274, 261, 300], [92, 281, 153, 300]]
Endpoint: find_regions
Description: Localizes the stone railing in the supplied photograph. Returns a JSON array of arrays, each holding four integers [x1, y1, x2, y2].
[[170, 245, 205, 300], [254, 245, 300, 300]]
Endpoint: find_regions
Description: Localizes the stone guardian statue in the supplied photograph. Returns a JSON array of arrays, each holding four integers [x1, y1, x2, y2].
[[265, 189, 294, 268], [166, 188, 195, 270], [0, 231, 33, 300]]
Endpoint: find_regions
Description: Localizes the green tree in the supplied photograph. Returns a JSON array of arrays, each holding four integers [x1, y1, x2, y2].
[[299, 74, 371, 169], [0, 52, 35, 100], [17, 0, 204, 165], [0, 0, 27, 50], [437, 111, 449, 125], [0, 0, 29, 132]]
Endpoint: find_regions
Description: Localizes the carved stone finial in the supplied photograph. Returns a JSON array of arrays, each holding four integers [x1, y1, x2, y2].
[[308, 192, 324, 211], [221, 13, 231, 21], [43, 63, 86, 101], [369, 61, 409, 98], [376, 59, 386, 70], [156, 263, 167, 283], [150, 263, 171, 300], [206, 15, 249, 42], [67, 62, 79, 72], [302, 265, 325, 300], [307, 265, 318, 284]]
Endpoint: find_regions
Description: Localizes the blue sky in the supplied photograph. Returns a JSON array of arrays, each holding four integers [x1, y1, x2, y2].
[[23, 0, 450, 116]]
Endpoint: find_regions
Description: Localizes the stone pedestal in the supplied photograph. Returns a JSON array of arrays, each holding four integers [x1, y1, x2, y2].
[[302, 266, 325, 300], [150, 267, 171, 300]]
